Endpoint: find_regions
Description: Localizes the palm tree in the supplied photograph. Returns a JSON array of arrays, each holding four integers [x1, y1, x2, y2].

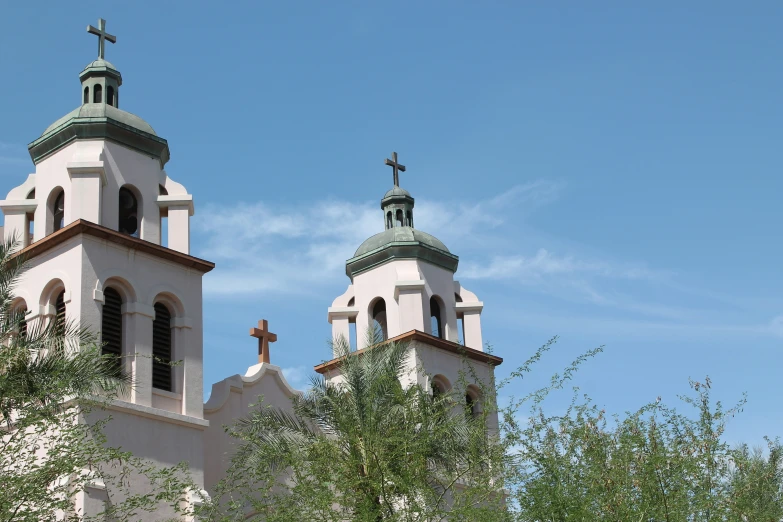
[[0, 238, 128, 425], [215, 330, 508, 521], [0, 238, 132, 520]]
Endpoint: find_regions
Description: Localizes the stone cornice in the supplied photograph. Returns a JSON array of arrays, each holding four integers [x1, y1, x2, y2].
[[346, 243, 459, 280], [313, 330, 503, 374], [10, 219, 214, 273], [28, 118, 170, 167]]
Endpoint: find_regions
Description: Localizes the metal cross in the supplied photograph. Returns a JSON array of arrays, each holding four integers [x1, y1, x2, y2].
[[384, 152, 406, 187], [249, 319, 277, 364], [87, 18, 117, 60]]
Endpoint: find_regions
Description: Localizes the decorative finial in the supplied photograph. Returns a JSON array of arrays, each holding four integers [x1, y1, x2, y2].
[[249, 319, 277, 364], [87, 18, 117, 60], [384, 152, 406, 187]]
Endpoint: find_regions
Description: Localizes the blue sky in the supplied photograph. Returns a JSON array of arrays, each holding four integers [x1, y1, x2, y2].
[[2, 2, 782, 444]]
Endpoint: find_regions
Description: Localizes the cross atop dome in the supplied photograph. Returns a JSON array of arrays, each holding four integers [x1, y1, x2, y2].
[[384, 152, 406, 187], [87, 18, 116, 60]]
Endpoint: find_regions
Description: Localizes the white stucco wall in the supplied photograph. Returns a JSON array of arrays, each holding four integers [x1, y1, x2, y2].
[[203, 363, 300, 494], [345, 259, 481, 349], [1, 140, 193, 252]]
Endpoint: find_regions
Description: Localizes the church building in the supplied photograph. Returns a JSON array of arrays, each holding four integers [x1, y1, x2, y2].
[[1, 20, 502, 519]]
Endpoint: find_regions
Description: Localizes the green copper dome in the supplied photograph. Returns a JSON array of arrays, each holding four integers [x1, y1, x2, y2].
[[354, 227, 450, 257], [347, 226, 458, 279], [383, 186, 412, 199], [83, 58, 119, 71], [41, 104, 157, 137], [28, 54, 170, 167], [346, 151, 458, 279]]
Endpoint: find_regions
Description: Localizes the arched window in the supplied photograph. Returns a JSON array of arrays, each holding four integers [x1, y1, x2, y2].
[[107, 86, 115, 107], [371, 298, 387, 342], [118, 187, 139, 237], [101, 288, 123, 368], [51, 189, 65, 232], [83, 86, 89, 104], [54, 290, 66, 335], [406, 210, 413, 228], [386, 211, 393, 230], [93, 84, 103, 104], [430, 296, 443, 338], [152, 303, 172, 391], [395, 209, 404, 227]]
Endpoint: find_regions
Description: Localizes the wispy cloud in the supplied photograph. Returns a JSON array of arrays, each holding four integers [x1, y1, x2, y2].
[[194, 181, 564, 297], [194, 178, 781, 341], [461, 249, 662, 283]]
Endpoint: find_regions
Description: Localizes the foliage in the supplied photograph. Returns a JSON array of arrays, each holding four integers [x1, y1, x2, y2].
[[202, 329, 512, 521], [204, 328, 782, 522], [505, 358, 783, 521], [0, 239, 197, 521]]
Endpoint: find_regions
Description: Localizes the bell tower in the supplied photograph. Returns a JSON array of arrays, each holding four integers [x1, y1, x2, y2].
[[0, 19, 213, 514], [322, 152, 498, 404]]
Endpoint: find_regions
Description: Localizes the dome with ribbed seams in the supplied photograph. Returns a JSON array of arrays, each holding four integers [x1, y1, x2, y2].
[[354, 227, 450, 258], [41, 104, 157, 137], [383, 186, 412, 199]]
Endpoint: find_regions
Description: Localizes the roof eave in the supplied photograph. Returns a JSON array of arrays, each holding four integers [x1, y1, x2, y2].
[[314, 329, 503, 374], [10, 219, 214, 273], [345, 242, 459, 280], [28, 118, 170, 167]]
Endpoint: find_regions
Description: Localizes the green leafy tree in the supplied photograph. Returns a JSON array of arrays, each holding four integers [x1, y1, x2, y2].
[[507, 373, 783, 522], [0, 239, 197, 521]]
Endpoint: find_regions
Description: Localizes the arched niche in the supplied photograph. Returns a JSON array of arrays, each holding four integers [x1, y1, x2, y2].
[[369, 297, 388, 342]]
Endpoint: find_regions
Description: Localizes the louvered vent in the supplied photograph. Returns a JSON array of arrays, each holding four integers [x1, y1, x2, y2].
[[152, 303, 172, 391], [55, 291, 66, 335], [18, 307, 27, 338], [101, 288, 123, 367]]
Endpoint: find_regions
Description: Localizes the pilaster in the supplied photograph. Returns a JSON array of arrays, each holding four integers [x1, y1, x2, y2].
[[395, 280, 426, 334], [67, 161, 106, 224], [123, 302, 155, 407]]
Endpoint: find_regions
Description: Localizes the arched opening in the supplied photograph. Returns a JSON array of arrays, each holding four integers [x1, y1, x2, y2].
[[395, 209, 404, 227], [107, 86, 115, 107], [152, 302, 172, 391], [431, 374, 450, 398], [386, 211, 393, 230], [26, 189, 35, 246], [430, 295, 444, 338], [455, 293, 464, 345], [118, 187, 140, 237], [101, 288, 123, 369], [465, 386, 481, 417], [49, 188, 65, 233], [370, 298, 388, 342], [159, 184, 169, 247], [54, 290, 66, 335], [93, 84, 102, 104], [406, 210, 413, 228], [347, 297, 357, 350], [83, 86, 89, 104], [13, 300, 28, 338]]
